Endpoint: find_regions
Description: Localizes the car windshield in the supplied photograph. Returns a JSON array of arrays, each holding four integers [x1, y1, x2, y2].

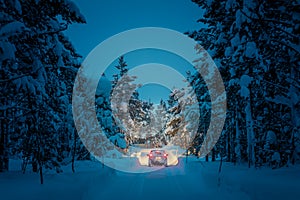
[[151, 150, 165, 155]]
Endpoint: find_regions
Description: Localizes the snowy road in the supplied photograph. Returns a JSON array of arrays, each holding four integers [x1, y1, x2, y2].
[[83, 159, 211, 200], [82, 158, 300, 200]]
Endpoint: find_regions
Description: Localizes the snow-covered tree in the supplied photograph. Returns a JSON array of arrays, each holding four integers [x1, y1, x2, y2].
[[112, 56, 128, 88], [109, 56, 157, 148], [111, 74, 140, 148], [164, 87, 199, 151], [188, 0, 300, 167], [96, 74, 113, 135], [0, 0, 86, 181]]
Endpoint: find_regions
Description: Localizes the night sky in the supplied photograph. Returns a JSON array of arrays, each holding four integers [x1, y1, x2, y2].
[[66, 0, 204, 103]]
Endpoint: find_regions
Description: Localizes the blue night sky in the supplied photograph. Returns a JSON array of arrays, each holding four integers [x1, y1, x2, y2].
[[66, 0, 204, 103]]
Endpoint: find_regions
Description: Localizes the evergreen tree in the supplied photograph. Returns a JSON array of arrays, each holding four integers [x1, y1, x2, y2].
[[188, 0, 300, 167], [112, 56, 128, 88], [111, 74, 140, 148], [0, 0, 86, 181]]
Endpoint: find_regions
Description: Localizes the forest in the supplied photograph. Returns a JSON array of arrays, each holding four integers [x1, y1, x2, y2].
[[0, 0, 299, 186]]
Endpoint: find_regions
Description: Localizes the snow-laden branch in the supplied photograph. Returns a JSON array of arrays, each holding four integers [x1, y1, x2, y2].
[[270, 38, 300, 55], [239, 9, 294, 27], [260, 79, 289, 93], [0, 73, 32, 84], [0, 66, 42, 84]]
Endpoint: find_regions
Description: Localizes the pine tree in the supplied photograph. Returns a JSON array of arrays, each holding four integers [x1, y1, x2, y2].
[[110, 56, 158, 148], [188, 0, 300, 167], [112, 56, 128, 88], [111, 74, 140, 148], [0, 0, 86, 180]]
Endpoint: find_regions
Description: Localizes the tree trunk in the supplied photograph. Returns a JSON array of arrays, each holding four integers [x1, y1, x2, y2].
[[290, 66, 300, 165], [37, 147, 44, 184], [291, 128, 296, 165], [235, 104, 241, 165], [246, 85, 255, 168], [212, 147, 216, 162], [246, 103, 255, 168], [32, 158, 38, 173], [0, 108, 9, 172], [39, 163, 43, 184], [22, 157, 29, 174], [218, 155, 223, 187], [227, 129, 231, 162], [72, 129, 77, 173], [36, 120, 43, 184], [290, 67, 300, 127], [0, 132, 6, 172]]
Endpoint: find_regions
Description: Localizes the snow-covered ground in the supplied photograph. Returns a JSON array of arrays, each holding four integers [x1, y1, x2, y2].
[[0, 157, 299, 200]]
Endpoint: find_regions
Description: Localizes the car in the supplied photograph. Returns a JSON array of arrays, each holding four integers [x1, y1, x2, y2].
[[147, 150, 168, 167]]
